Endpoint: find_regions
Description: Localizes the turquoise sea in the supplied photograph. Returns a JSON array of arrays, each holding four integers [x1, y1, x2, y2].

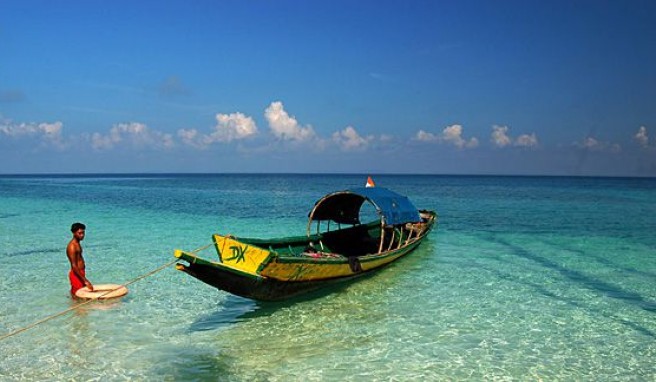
[[0, 174, 655, 381]]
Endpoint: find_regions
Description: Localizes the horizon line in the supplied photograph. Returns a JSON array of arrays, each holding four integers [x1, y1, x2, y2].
[[0, 172, 654, 179]]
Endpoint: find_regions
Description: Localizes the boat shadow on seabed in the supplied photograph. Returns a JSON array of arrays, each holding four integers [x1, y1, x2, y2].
[[186, 277, 372, 333]]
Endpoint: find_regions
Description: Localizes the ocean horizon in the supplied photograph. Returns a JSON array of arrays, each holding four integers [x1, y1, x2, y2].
[[2, 172, 655, 178], [1, 173, 654, 380]]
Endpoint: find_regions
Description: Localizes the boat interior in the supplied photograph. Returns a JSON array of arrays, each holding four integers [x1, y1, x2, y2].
[[240, 214, 433, 259]]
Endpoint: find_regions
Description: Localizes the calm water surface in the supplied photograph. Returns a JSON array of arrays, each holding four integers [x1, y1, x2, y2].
[[0, 174, 655, 380]]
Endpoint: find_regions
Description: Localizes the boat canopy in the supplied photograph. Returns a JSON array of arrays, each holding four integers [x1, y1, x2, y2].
[[308, 187, 421, 227]]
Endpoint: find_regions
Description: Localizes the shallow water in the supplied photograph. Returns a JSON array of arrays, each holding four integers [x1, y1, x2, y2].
[[1, 174, 655, 380]]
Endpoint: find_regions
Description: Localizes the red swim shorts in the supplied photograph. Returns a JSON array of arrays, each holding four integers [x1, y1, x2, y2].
[[69, 269, 85, 296]]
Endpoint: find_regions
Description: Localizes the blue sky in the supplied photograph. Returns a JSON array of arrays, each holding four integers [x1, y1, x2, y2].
[[1, 0, 655, 176]]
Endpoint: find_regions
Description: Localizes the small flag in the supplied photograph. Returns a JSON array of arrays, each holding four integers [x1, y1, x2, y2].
[[365, 176, 375, 188]]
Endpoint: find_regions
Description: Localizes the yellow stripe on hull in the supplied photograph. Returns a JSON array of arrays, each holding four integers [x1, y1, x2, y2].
[[261, 261, 352, 281], [261, 250, 406, 281]]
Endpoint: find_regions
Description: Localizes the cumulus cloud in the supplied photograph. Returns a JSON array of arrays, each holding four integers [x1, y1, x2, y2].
[[91, 122, 174, 150], [415, 124, 478, 149], [515, 133, 538, 147], [265, 101, 316, 142], [575, 136, 621, 153], [635, 126, 649, 148], [0, 120, 67, 149], [491, 125, 538, 148], [443, 125, 479, 148], [415, 129, 439, 142], [332, 126, 374, 151], [177, 128, 201, 148], [178, 112, 258, 149], [581, 137, 601, 149], [491, 125, 512, 147], [214, 113, 258, 141], [0, 121, 62, 138]]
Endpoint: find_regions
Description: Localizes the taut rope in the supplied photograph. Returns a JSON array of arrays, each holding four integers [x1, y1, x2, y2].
[[0, 243, 212, 342]]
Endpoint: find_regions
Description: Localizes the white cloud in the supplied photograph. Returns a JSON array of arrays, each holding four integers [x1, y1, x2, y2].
[[177, 112, 258, 149], [264, 101, 316, 141], [177, 128, 201, 148], [491, 125, 538, 148], [414, 124, 478, 148], [491, 125, 512, 148], [91, 122, 174, 150], [39, 122, 63, 136], [581, 136, 601, 150], [214, 112, 257, 142], [515, 133, 538, 148], [442, 124, 479, 148], [0, 120, 67, 149], [575, 136, 621, 153], [415, 129, 439, 142], [332, 126, 373, 151], [0, 121, 62, 138], [635, 126, 649, 148]]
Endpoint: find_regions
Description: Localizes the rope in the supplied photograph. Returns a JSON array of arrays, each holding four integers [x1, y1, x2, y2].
[[0, 243, 213, 342]]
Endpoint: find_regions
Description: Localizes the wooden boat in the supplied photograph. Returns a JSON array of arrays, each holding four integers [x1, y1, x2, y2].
[[174, 185, 437, 301]]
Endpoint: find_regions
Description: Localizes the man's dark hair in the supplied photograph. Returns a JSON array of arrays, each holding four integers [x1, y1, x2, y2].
[[71, 222, 86, 233]]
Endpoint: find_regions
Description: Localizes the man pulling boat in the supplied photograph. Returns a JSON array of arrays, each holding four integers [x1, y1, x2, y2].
[[66, 222, 94, 296]]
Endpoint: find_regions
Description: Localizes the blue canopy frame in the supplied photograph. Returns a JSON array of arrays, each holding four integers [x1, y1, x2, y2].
[[307, 187, 421, 228]]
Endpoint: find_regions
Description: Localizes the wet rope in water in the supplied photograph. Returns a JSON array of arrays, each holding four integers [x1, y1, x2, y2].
[[0, 243, 213, 342]]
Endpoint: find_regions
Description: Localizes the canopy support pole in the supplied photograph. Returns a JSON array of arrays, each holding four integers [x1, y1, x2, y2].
[[405, 227, 414, 245], [378, 226, 385, 254], [387, 228, 396, 251]]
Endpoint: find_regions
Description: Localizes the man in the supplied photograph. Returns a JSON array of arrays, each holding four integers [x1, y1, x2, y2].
[[67, 222, 93, 296]]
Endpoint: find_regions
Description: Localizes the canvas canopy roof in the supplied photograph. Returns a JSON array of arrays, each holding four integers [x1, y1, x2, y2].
[[308, 187, 421, 227]]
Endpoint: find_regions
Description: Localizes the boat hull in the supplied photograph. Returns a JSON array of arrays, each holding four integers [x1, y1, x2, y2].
[[174, 201, 436, 301], [176, 261, 370, 301]]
